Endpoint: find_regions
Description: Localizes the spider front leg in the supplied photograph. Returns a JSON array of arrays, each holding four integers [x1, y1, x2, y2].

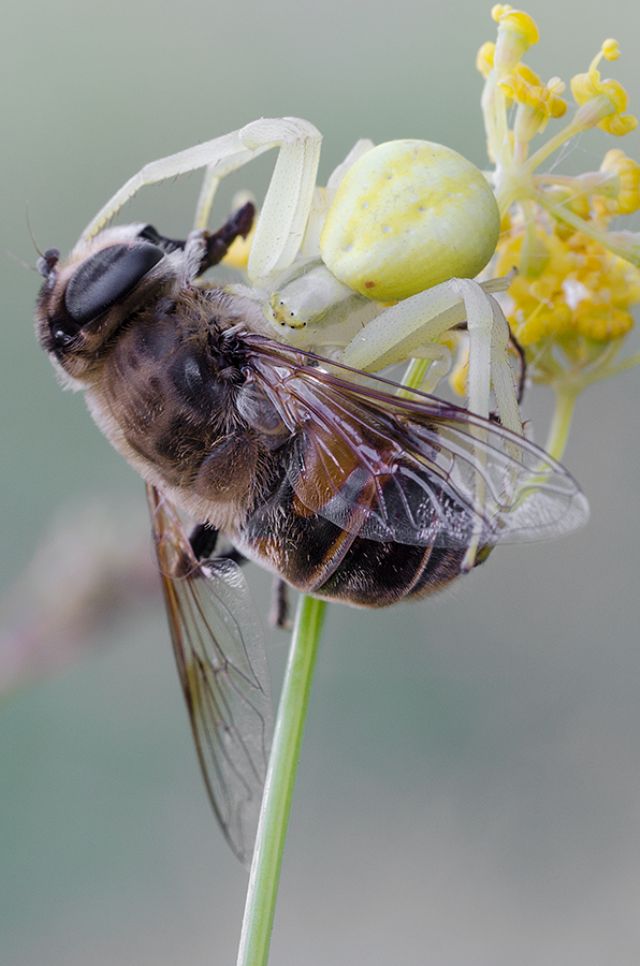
[[77, 117, 322, 284], [341, 276, 522, 434]]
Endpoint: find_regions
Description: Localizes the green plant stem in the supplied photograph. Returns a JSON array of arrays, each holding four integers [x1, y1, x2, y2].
[[524, 117, 583, 175], [399, 357, 429, 394], [236, 595, 326, 966], [584, 350, 640, 385], [544, 387, 577, 462]]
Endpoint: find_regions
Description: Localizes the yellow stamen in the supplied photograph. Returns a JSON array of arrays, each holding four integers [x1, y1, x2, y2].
[[476, 41, 496, 79], [571, 45, 638, 136], [601, 38, 621, 61], [491, 4, 539, 73], [449, 339, 470, 397], [222, 224, 255, 270], [491, 5, 539, 45], [598, 150, 640, 216]]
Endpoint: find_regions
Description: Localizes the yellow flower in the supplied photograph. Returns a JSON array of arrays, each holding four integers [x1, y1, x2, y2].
[[478, 8, 639, 399], [571, 42, 638, 135], [496, 218, 639, 352]]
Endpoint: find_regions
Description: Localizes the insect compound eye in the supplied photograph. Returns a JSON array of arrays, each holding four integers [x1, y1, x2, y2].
[[64, 241, 164, 325]]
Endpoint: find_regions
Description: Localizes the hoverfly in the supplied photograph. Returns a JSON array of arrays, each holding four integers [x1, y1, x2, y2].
[[35, 201, 588, 864]]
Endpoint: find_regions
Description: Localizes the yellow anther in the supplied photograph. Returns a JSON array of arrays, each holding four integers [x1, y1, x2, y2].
[[571, 53, 638, 136], [601, 113, 638, 137], [599, 149, 640, 215], [500, 65, 567, 119], [491, 5, 539, 46], [449, 340, 470, 398], [601, 38, 621, 61], [222, 223, 255, 270], [575, 304, 633, 342], [476, 41, 496, 79], [496, 209, 640, 354], [499, 63, 539, 101], [490, 5, 539, 74]]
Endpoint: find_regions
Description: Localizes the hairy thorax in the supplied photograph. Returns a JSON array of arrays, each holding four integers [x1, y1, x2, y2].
[[84, 290, 286, 531]]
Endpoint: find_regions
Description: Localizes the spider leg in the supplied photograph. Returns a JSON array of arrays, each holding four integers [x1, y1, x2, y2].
[[77, 117, 322, 284], [341, 276, 521, 432], [326, 139, 375, 191]]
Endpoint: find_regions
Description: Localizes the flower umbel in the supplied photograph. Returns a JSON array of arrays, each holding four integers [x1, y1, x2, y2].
[[476, 8, 640, 426]]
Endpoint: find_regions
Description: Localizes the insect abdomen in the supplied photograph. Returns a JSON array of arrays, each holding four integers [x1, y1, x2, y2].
[[237, 475, 472, 606]]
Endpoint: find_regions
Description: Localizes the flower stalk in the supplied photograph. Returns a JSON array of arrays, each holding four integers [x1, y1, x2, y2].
[[544, 388, 577, 462], [236, 595, 326, 966]]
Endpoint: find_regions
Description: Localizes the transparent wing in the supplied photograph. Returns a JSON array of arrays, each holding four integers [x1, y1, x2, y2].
[[147, 485, 272, 865], [247, 338, 589, 549]]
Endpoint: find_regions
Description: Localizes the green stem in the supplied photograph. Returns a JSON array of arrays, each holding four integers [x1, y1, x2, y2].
[[587, 350, 640, 384], [398, 357, 429, 395], [524, 117, 584, 174], [544, 387, 578, 462], [236, 595, 326, 966], [537, 194, 640, 267]]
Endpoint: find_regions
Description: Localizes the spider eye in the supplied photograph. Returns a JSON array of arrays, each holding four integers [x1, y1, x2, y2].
[[64, 242, 164, 325]]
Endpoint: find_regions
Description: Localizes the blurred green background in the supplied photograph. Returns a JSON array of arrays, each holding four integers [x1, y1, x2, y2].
[[1, 1, 639, 963]]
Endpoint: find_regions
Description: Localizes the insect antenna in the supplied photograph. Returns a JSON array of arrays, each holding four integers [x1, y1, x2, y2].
[[3, 247, 40, 275], [25, 202, 45, 259]]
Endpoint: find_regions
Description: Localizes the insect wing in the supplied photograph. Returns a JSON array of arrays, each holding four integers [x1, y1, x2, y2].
[[249, 340, 589, 548], [147, 485, 273, 865]]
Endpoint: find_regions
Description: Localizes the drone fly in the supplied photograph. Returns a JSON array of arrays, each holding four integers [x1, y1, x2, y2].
[[35, 203, 588, 863]]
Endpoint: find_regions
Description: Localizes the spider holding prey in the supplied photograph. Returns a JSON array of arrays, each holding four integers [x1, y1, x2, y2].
[[36, 116, 587, 861]]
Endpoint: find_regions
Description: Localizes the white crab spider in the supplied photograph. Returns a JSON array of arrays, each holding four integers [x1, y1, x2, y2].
[[78, 116, 522, 437]]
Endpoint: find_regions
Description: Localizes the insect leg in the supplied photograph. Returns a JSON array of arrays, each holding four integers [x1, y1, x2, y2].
[[197, 202, 255, 273], [269, 578, 291, 630], [139, 202, 255, 276], [189, 523, 219, 560], [188, 523, 247, 566]]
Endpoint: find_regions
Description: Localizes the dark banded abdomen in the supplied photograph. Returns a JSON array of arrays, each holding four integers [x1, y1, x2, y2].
[[235, 475, 476, 607]]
